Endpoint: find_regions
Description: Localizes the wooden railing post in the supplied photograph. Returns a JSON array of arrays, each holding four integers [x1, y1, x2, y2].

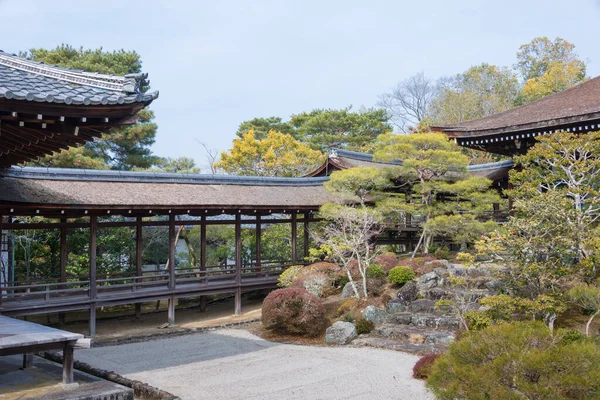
[[168, 214, 176, 327], [291, 213, 297, 265], [135, 216, 143, 319], [234, 214, 242, 316], [59, 217, 67, 325], [89, 215, 97, 337], [303, 212, 310, 261], [255, 215, 261, 274]]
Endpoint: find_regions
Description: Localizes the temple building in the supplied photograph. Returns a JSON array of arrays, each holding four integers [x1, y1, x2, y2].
[[434, 76, 600, 156]]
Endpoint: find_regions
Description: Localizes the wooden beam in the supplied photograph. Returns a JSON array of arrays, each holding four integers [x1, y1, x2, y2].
[[255, 215, 261, 271], [235, 214, 242, 316], [291, 213, 297, 265], [135, 216, 142, 319], [89, 215, 97, 337], [303, 212, 310, 259], [168, 215, 176, 327], [62, 342, 74, 385], [59, 217, 67, 326]]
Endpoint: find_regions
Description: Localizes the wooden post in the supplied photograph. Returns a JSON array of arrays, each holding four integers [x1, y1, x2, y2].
[[89, 215, 97, 337], [235, 214, 242, 316], [199, 215, 207, 312], [0, 214, 3, 310], [291, 213, 297, 265], [62, 343, 74, 385], [135, 216, 143, 319], [255, 215, 261, 273], [168, 215, 176, 327], [303, 212, 310, 260], [22, 353, 33, 369], [59, 218, 67, 326]]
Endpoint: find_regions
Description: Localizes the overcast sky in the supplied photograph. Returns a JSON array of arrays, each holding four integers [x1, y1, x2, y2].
[[1, 0, 599, 170]]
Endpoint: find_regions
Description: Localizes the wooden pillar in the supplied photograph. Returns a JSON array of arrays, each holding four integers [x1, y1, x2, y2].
[[59, 218, 67, 326], [135, 216, 143, 319], [22, 353, 33, 369], [199, 215, 207, 312], [62, 343, 74, 385], [168, 215, 176, 326], [303, 212, 310, 260], [255, 215, 261, 272], [291, 213, 297, 265], [0, 215, 3, 310], [235, 214, 242, 316], [89, 215, 97, 337]]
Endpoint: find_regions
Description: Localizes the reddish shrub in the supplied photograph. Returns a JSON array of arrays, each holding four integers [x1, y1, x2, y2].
[[346, 260, 361, 279], [306, 262, 343, 277], [374, 253, 399, 273], [262, 288, 328, 336], [290, 271, 330, 297], [413, 353, 441, 379]]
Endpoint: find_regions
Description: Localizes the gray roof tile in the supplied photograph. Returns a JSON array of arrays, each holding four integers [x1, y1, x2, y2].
[[0, 50, 159, 106]]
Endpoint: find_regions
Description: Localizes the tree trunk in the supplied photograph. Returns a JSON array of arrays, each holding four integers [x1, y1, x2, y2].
[[586, 310, 599, 337]]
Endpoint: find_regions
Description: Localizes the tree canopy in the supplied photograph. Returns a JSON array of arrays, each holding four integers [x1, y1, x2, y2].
[[24, 44, 161, 171], [216, 130, 324, 177]]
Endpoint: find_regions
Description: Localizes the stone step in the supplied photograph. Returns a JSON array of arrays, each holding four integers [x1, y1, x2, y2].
[[351, 336, 448, 355], [385, 312, 460, 330], [373, 324, 456, 347]]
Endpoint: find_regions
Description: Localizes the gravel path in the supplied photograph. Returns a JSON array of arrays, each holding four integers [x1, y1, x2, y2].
[[76, 329, 433, 400]]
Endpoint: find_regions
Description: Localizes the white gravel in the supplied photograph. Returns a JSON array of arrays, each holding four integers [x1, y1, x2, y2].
[[76, 329, 433, 400]]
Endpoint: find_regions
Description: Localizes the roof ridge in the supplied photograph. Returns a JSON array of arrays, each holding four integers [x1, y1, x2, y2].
[[0, 50, 141, 93], [328, 147, 402, 165]]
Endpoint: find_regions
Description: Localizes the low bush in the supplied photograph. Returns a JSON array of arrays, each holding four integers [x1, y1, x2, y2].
[[427, 321, 600, 399], [355, 317, 374, 334], [262, 288, 328, 337], [291, 271, 330, 297], [366, 264, 386, 278], [373, 253, 399, 272], [388, 266, 416, 286], [456, 252, 475, 266], [413, 353, 441, 380], [433, 247, 450, 260], [462, 310, 491, 331], [336, 298, 358, 317], [278, 265, 304, 287]]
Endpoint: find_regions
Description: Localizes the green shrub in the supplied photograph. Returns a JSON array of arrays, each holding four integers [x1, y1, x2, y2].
[[278, 265, 304, 287], [366, 264, 386, 278], [388, 266, 416, 285], [336, 274, 349, 288], [433, 247, 450, 260], [456, 252, 474, 266], [427, 321, 600, 399], [462, 310, 491, 330], [355, 317, 374, 334], [342, 312, 355, 323], [413, 353, 441, 379]]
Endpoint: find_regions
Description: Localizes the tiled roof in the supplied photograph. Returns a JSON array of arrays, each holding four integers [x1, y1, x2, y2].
[[0, 50, 158, 105], [0, 167, 333, 208], [434, 76, 600, 137]]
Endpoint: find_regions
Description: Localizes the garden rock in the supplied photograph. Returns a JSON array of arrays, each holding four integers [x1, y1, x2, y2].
[[418, 272, 442, 291], [386, 299, 406, 313], [363, 306, 387, 325], [341, 281, 364, 299], [325, 321, 357, 345], [409, 299, 436, 313], [396, 281, 418, 303]]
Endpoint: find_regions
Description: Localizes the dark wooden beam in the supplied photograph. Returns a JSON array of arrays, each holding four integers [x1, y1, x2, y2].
[[234, 214, 242, 316], [255, 215, 262, 270], [303, 212, 310, 259], [89, 215, 97, 337], [168, 215, 176, 326], [59, 218, 67, 326], [135, 216, 142, 319], [291, 213, 297, 265]]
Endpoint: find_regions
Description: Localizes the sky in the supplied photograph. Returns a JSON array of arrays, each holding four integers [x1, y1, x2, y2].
[[1, 0, 599, 170]]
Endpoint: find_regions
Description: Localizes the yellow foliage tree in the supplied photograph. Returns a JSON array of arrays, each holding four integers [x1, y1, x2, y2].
[[216, 130, 324, 177], [521, 60, 586, 104]]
